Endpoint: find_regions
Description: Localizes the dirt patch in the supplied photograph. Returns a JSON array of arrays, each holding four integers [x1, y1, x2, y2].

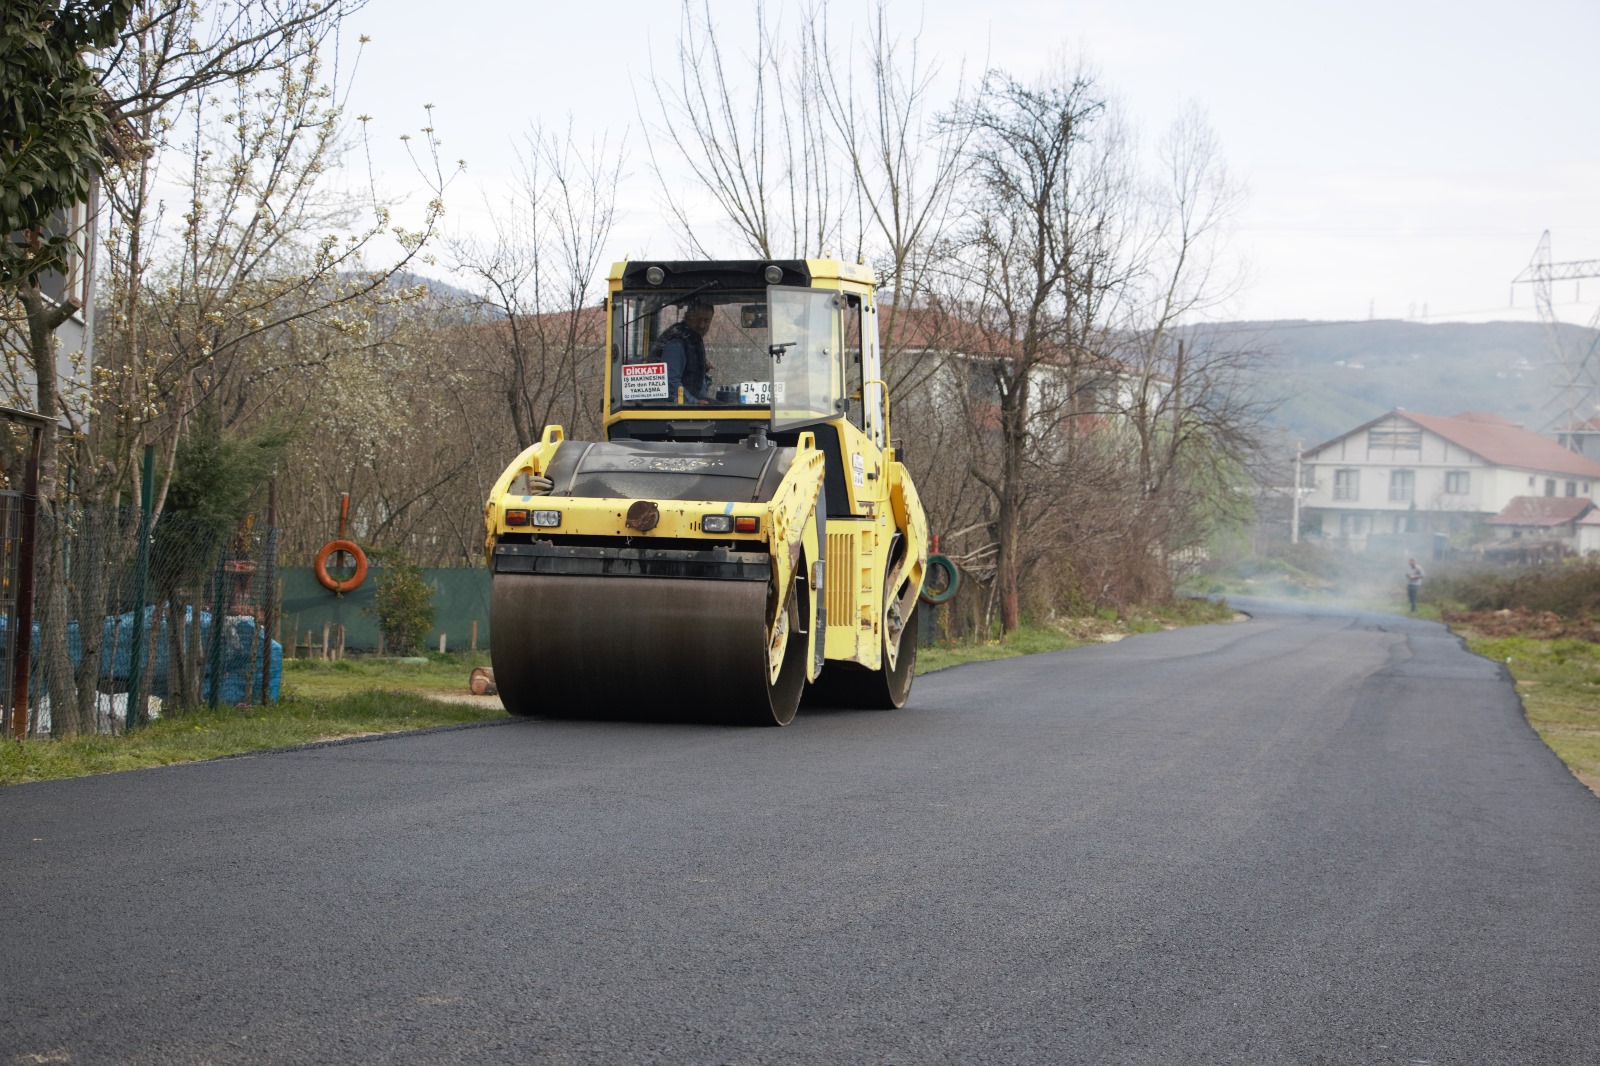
[[422, 691, 507, 709], [1441, 606, 1600, 642]]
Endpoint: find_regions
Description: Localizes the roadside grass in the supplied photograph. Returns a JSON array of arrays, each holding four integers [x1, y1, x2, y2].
[[0, 661, 506, 787], [280, 650, 491, 700], [918, 623, 1092, 673], [4, 602, 1240, 787], [1461, 632, 1600, 795]]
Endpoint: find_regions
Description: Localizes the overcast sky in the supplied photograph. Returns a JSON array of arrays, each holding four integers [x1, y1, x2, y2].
[[337, 0, 1600, 327]]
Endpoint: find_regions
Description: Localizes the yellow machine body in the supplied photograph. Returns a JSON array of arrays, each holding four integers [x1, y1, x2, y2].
[[483, 259, 927, 725]]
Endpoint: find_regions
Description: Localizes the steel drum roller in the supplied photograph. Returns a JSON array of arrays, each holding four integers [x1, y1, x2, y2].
[[491, 573, 802, 724]]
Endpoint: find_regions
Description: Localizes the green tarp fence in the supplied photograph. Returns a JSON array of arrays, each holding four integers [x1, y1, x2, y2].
[[279, 567, 490, 654]]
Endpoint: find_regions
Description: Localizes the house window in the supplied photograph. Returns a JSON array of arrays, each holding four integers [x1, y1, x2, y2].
[[1334, 469, 1360, 501], [1529, 476, 1536, 487], [1389, 469, 1414, 502], [1339, 513, 1371, 536], [1546, 479, 1557, 496], [1369, 428, 1422, 450], [1567, 481, 1577, 497], [1445, 470, 1470, 494], [1299, 463, 1316, 489]]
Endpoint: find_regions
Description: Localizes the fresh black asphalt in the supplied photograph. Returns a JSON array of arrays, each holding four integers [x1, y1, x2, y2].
[[3, 599, 1597, 1064]]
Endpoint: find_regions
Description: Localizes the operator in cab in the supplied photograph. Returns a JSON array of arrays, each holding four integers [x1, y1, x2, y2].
[[651, 300, 715, 403]]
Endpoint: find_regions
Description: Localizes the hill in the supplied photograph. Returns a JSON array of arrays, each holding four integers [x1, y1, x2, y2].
[[1184, 319, 1599, 446]]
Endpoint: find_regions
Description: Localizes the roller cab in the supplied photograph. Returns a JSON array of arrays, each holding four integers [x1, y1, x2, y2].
[[484, 259, 927, 725]]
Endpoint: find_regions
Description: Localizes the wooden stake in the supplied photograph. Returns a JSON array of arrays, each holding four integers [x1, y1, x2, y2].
[[322, 621, 330, 659], [438, 632, 447, 654], [471, 619, 478, 651]]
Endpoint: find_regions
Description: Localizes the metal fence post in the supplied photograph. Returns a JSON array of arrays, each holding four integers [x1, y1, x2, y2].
[[260, 479, 278, 704], [124, 445, 154, 730], [206, 542, 226, 710]]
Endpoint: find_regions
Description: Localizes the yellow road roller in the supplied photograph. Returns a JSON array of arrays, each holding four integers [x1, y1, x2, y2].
[[483, 259, 928, 725]]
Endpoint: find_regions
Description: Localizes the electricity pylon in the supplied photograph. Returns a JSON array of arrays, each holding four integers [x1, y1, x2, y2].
[[1512, 231, 1600, 431]]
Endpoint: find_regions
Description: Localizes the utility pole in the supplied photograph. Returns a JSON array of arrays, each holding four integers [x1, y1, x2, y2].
[[1291, 441, 1303, 545]]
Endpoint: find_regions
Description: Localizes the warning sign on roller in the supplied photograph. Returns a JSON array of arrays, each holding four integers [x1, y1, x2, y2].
[[621, 362, 669, 400]]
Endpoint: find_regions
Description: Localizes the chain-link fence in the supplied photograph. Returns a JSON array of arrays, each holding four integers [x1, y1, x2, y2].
[[7, 507, 282, 737]]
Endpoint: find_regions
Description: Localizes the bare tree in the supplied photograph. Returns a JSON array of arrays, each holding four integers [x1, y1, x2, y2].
[[451, 122, 623, 449], [271, 293, 505, 567], [95, 0, 364, 121], [645, 0, 843, 258], [1109, 106, 1272, 599], [811, 0, 966, 389], [938, 65, 1136, 633]]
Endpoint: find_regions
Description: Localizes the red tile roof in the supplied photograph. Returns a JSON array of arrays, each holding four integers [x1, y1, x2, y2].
[[1486, 495, 1595, 526], [1397, 410, 1600, 478]]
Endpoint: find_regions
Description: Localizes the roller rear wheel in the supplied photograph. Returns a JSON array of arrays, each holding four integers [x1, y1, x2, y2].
[[803, 603, 917, 710]]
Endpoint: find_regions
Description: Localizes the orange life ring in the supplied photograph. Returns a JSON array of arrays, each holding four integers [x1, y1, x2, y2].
[[314, 539, 369, 593]]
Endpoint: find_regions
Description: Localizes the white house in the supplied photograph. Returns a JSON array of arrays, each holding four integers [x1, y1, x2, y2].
[[1578, 509, 1600, 556], [5, 191, 99, 426], [1299, 409, 1600, 551]]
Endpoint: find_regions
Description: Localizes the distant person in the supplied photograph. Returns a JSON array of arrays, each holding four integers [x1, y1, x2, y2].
[[652, 300, 715, 403], [1406, 558, 1424, 613]]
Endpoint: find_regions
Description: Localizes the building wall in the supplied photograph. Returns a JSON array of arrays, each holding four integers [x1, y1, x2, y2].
[[1578, 523, 1600, 556], [1298, 413, 1600, 551], [1301, 416, 1488, 522]]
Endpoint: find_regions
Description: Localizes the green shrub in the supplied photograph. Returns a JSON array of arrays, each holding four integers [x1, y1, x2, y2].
[[1428, 560, 1600, 618], [365, 553, 435, 656]]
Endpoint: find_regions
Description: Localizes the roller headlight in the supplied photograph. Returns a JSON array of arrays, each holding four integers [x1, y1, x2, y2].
[[702, 514, 733, 533], [531, 510, 562, 528]]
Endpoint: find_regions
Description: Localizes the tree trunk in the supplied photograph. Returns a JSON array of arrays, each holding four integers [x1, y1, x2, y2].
[[17, 276, 92, 734], [993, 360, 1033, 634]]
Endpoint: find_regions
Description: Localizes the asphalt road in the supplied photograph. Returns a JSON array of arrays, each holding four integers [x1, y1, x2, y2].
[[3, 600, 1598, 1065]]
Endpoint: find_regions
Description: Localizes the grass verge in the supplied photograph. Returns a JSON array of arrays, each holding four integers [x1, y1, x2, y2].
[[1460, 631, 1600, 796], [280, 650, 492, 700], [4, 603, 1240, 787], [0, 653, 505, 784]]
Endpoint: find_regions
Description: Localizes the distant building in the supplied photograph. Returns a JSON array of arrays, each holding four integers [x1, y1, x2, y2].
[[5, 104, 139, 428], [1578, 509, 1600, 556], [1485, 495, 1594, 560], [1556, 416, 1600, 464], [1298, 409, 1600, 553]]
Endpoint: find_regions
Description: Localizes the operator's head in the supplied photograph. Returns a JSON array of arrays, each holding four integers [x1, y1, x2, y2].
[[683, 301, 714, 334]]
